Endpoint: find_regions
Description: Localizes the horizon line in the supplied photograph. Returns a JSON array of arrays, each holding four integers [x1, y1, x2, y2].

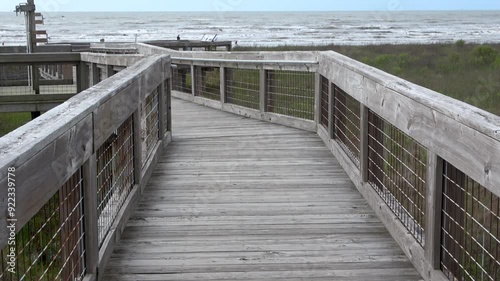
[[1, 9, 500, 13]]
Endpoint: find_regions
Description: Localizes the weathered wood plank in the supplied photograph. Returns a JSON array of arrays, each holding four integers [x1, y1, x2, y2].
[[102, 98, 421, 280], [136, 42, 319, 62], [93, 80, 140, 150], [0, 52, 80, 64], [80, 53, 145, 67]]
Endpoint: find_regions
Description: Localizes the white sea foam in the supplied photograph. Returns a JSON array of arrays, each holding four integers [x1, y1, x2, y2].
[[0, 11, 499, 46]]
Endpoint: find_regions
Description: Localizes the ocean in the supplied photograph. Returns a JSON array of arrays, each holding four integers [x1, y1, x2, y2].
[[1, 11, 500, 47]]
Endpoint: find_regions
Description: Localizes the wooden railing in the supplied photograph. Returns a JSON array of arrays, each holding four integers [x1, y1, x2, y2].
[[134, 43, 500, 281], [0, 53, 172, 281], [0, 53, 82, 113], [170, 56, 320, 132], [318, 51, 500, 281], [0, 52, 146, 114]]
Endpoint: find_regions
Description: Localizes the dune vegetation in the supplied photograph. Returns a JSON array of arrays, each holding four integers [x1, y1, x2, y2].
[[0, 112, 31, 137], [235, 42, 500, 115]]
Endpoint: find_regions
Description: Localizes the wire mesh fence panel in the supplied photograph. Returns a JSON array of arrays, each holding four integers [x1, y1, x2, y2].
[[320, 75, 329, 129], [333, 85, 361, 165], [37, 64, 78, 95], [96, 116, 135, 247], [0, 64, 78, 97], [367, 110, 427, 246], [195, 67, 220, 101], [171, 64, 192, 94], [0, 64, 33, 96], [141, 88, 160, 166], [441, 162, 500, 281], [225, 68, 260, 110], [266, 70, 315, 120], [0, 170, 86, 281]]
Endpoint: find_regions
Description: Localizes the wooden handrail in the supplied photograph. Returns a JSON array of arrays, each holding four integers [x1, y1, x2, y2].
[[0, 52, 81, 64]]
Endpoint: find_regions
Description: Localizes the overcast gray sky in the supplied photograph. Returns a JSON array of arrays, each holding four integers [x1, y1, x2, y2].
[[1, 0, 500, 12]]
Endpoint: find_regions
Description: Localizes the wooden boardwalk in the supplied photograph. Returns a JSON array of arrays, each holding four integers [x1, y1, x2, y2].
[[103, 98, 422, 280]]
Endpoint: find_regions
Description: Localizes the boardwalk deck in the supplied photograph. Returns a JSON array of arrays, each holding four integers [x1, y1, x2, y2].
[[102, 98, 422, 280]]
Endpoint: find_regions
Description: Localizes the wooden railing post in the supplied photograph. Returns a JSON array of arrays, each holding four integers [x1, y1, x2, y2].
[[425, 152, 444, 269], [259, 69, 267, 113], [158, 81, 167, 140], [220, 67, 226, 104], [360, 105, 369, 182], [190, 64, 196, 97], [106, 65, 114, 79], [91, 63, 99, 86], [77, 62, 90, 93], [166, 79, 172, 133], [133, 108, 143, 186], [328, 81, 334, 138], [82, 155, 98, 277], [314, 73, 321, 123]]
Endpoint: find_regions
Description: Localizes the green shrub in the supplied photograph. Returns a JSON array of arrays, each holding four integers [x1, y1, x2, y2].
[[373, 54, 393, 67], [398, 53, 412, 68], [437, 52, 464, 73], [0, 113, 31, 137], [455, 40, 466, 48], [494, 55, 500, 69], [472, 45, 499, 66]]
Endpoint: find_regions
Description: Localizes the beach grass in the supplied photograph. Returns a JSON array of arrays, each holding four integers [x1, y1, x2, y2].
[[0, 112, 31, 137], [235, 42, 500, 115]]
